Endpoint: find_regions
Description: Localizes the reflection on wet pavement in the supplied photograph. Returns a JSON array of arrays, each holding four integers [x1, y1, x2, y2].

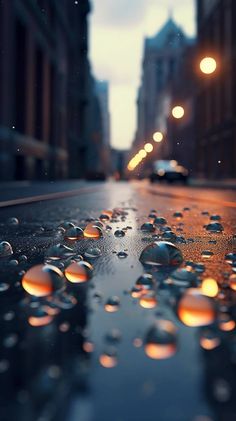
[[0, 185, 235, 421]]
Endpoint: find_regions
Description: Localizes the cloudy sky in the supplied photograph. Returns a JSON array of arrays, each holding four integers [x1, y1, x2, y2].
[[90, 0, 195, 150]]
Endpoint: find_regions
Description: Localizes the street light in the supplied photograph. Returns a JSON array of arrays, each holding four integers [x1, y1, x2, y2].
[[199, 56, 217, 75], [171, 105, 185, 119], [139, 149, 147, 158], [144, 143, 153, 153], [153, 131, 163, 142]]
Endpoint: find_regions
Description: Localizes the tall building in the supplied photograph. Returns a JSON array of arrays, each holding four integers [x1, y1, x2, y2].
[[95, 80, 111, 175], [134, 17, 192, 150], [196, 0, 236, 179], [0, 0, 102, 181]]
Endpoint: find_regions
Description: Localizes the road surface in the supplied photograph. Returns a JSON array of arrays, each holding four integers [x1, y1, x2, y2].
[[0, 180, 235, 421]]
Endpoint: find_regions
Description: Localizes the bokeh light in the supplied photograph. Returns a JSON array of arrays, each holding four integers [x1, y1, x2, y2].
[[200, 56, 217, 74]]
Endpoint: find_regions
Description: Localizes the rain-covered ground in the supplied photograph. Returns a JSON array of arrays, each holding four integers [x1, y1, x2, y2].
[[0, 181, 235, 421]]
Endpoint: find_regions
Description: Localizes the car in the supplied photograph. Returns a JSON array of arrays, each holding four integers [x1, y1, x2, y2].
[[149, 160, 189, 184]]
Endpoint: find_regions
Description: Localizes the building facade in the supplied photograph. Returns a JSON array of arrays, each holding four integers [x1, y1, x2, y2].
[[196, 0, 236, 179], [0, 0, 101, 181], [95, 80, 111, 175], [133, 17, 192, 151]]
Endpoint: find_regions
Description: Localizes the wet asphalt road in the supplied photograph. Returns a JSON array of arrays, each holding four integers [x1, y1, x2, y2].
[[0, 181, 236, 421]]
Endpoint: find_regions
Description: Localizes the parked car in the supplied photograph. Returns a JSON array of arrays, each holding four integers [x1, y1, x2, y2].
[[149, 160, 189, 184]]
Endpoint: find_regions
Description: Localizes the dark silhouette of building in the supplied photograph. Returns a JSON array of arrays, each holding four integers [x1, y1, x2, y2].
[[0, 0, 105, 181], [196, 0, 236, 179]]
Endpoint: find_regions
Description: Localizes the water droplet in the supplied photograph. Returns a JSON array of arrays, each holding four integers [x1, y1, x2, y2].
[[45, 244, 75, 260], [59, 322, 70, 332], [114, 230, 125, 238], [213, 378, 231, 402], [205, 222, 224, 233], [104, 296, 120, 312], [177, 289, 215, 327], [84, 247, 102, 258], [9, 259, 18, 266], [139, 292, 157, 309], [133, 337, 143, 348], [130, 286, 144, 298], [0, 241, 13, 257], [22, 264, 65, 296], [140, 223, 155, 233], [64, 226, 84, 240], [99, 348, 118, 368], [167, 268, 198, 287], [201, 278, 218, 297], [139, 241, 183, 267], [218, 313, 235, 331], [28, 308, 53, 327], [136, 273, 154, 290], [99, 213, 110, 222], [201, 250, 214, 258], [65, 261, 93, 283], [54, 293, 77, 309], [7, 217, 19, 226], [225, 253, 236, 265], [194, 262, 205, 273], [229, 273, 236, 291], [60, 221, 75, 229], [161, 230, 177, 241], [83, 341, 94, 353], [19, 255, 27, 264], [200, 328, 220, 350], [117, 251, 128, 259], [144, 320, 177, 359], [210, 214, 221, 221], [154, 217, 167, 226], [3, 311, 15, 321], [202, 211, 209, 215], [84, 223, 103, 239], [183, 207, 190, 211], [0, 283, 10, 292], [105, 329, 122, 343], [173, 211, 183, 219]]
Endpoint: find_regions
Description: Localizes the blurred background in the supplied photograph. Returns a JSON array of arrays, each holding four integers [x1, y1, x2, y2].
[[0, 0, 235, 183]]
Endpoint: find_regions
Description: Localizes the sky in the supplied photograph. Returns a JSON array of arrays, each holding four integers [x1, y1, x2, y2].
[[90, 0, 196, 150]]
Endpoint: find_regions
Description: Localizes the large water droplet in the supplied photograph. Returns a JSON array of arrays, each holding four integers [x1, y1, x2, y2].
[[7, 217, 19, 226], [65, 261, 93, 283], [141, 223, 155, 233], [154, 217, 167, 226], [84, 223, 103, 239], [28, 308, 53, 327], [139, 241, 183, 267], [104, 296, 120, 312], [84, 247, 102, 258], [45, 244, 75, 260], [139, 292, 157, 309], [99, 348, 118, 368], [144, 320, 177, 359], [64, 226, 84, 241], [0, 241, 13, 257], [167, 268, 198, 287], [177, 289, 215, 327], [114, 230, 125, 238], [136, 273, 154, 290], [22, 264, 65, 296], [205, 222, 224, 233]]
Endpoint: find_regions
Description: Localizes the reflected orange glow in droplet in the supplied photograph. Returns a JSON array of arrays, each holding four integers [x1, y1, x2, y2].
[[99, 354, 117, 368], [201, 278, 219, 297], [219, 318, 235, 332], [229, 274, 236, 291], [139, 295, 157, 309], [65, 261, 93, 283], [130, 286, 145, 298], [200, 337, 220, 350], [104, 304, 119, 313], [178, 289, 215, 327], [145, 343, 176, 359], [84, 223, 103, 239], [43, 305, 60, 316], [83, 341, 94, 353], [22, 264, 63, 297], [28, 314, 53, 327]]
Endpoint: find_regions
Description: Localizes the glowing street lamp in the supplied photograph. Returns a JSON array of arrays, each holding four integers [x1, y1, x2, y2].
[[200, 56, 217, 75], [144, 143, 153, 153], [139, 149, 147, 158], [171, 105, 185, 119], [153, 131, 163, 143]]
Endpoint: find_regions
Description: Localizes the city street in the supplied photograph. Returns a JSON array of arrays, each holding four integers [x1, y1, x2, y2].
[[0, 181, 235, 421]]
